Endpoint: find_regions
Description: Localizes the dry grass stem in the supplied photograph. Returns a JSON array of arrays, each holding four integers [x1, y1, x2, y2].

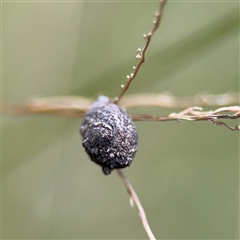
[[2, 92, 238, 118], [116, 169, 156, 240], [131, 106, 240, 131], [1, 96, 93, 117], [120, 92, 240, 109], [114, 0, 167, 104]]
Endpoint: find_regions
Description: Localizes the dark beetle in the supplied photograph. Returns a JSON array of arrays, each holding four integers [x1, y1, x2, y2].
[[80, 96, 138, 175]]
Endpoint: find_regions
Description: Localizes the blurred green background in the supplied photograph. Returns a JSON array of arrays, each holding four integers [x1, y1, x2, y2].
[[2, 1, 239, 239]]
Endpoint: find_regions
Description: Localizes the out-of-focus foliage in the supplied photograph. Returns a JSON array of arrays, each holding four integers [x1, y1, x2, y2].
[[2, 1, 239, 239]]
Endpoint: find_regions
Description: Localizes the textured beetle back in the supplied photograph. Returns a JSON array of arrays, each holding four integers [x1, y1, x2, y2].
[[80, 96, 138, 175]]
